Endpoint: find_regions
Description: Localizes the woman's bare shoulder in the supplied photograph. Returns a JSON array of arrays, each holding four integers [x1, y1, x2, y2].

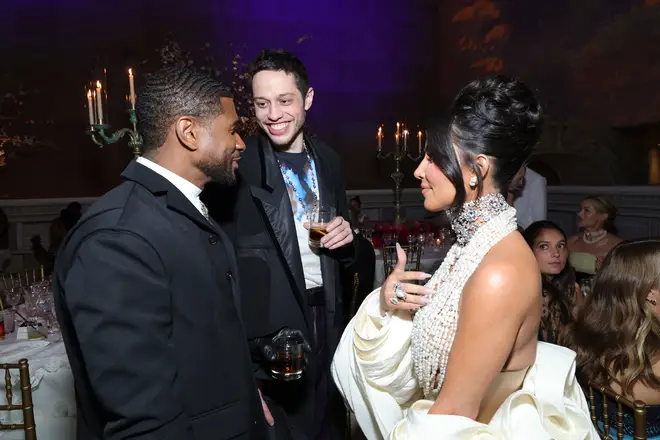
[[465, 234, 540, 310]]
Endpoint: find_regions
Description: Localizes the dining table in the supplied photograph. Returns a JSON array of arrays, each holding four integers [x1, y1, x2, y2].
[[0, 330, 75, 440]]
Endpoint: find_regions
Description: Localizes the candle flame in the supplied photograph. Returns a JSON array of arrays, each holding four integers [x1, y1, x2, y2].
[[418, 131, 422, 137], [129, 68, 133, 75], [96, 80, 102, 89], [87, 90, 92, 98]]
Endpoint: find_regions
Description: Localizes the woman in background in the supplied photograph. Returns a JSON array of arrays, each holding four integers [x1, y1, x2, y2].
[[571, 239, 660, 439], [524, 220, 583, 345], [568, 195, 622, 277]]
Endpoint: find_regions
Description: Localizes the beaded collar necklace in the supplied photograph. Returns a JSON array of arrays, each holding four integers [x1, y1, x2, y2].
[[449, 192, 512, 247], [411, 193, 517, 397]]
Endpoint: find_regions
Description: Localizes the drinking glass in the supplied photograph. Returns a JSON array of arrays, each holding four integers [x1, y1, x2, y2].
[[307, 205, 336, 248], [270, 335, 306, 381], [579, 278, 594, 296], [406, 233, 414, 245], [2, 310, 15, 334]]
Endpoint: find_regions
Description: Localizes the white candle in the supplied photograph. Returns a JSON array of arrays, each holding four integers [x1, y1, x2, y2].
[[128, 68, 136, 109], [95, 81, 104, 124], [87, 90, 94, 125], [377, 126, 382, 150], [403, 129, 409, 151], [418, 131, 422, 153]]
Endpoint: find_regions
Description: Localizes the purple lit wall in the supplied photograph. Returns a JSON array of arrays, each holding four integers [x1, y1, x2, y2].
[[0, 0, 439, 197], [1, 0, 659, 197]]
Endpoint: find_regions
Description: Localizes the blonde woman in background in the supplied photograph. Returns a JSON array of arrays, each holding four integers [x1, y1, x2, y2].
[[568, 195, 622, 277]]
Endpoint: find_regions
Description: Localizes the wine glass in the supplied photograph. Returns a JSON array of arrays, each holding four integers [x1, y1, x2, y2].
[[383, 232, 393, 246], [5, 287, 21, 309]]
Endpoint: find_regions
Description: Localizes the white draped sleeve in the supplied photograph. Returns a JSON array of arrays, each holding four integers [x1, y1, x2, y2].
[[389, 343, 598, 440], [331, 289, 420, 440], [332, 290, 599, 440]]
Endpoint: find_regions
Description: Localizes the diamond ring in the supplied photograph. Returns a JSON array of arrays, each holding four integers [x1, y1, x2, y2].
[[393, 283, 407, 301], [390, 297, 399, 305]]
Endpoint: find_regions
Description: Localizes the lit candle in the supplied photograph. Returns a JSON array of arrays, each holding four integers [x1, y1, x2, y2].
[[87, 90, 95, 126], [128, 68, 136, 109], [377, 126, 382, 150], [95, 81, 104, 124], [403, 129, 409, 151], [418, 130, 422, 153], [396, 122, 400, 136]]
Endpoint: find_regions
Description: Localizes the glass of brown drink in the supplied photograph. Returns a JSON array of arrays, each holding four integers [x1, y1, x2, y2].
[[270, 334, 306, 381], [307, 205, 336, 249]]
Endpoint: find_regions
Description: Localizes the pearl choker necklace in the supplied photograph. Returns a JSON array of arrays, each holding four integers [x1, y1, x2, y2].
[[449, 193, 511, 247], [582, 229, 607, 244], [411, 195, 517, 397]]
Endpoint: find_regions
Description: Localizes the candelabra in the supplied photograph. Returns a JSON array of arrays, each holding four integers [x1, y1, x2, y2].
[[84, 69, 142, 158], [376, 122, 424, 225]]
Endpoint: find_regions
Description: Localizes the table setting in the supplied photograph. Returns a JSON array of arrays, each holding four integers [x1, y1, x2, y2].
[[359, 220, 451, 287], [0, 274, 75, 440]]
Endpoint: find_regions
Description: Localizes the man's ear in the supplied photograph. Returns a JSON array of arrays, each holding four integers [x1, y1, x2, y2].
[[174, 116, 199, 151], [304, 87, 314, 111]]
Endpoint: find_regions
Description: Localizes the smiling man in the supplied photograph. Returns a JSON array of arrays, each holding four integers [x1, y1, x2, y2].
[[203, 49, 354, 439]]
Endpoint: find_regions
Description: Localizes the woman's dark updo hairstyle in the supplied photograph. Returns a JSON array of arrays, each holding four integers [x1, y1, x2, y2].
[[426, 75, 543, 210]]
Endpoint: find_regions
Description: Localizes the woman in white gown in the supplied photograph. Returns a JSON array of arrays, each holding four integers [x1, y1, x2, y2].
[[331, 76, 597, 439]]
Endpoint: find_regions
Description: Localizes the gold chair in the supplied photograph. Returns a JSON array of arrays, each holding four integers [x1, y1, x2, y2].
[[381, 244, 423, 279], [587, 380, 647, 440], [0, 358, 37, 440]]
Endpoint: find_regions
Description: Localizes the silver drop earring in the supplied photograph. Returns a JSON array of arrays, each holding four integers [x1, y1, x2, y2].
[[469, 176, 478, 189]]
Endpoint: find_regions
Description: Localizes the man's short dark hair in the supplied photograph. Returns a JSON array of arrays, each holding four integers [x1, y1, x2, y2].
[[248, 49, 309, 97], [136, 67, 232, 153]]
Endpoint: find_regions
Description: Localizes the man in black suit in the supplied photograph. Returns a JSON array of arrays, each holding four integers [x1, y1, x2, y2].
[[54, 67, 272, 440], [203, 49, 355, 440]]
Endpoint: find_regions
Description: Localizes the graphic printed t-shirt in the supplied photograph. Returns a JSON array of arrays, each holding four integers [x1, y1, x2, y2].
[[276, 151, 323, 289]]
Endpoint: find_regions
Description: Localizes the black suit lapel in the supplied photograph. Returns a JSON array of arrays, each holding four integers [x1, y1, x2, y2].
[[247, 135, 308, 317]]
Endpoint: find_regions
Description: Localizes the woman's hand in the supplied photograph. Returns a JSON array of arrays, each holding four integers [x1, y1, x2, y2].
[[380, 243, 434, 314]]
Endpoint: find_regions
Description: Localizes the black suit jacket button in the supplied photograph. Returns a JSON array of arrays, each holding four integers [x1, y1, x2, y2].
[[208, 235, 218, 245], [226, 271, 233, 281]]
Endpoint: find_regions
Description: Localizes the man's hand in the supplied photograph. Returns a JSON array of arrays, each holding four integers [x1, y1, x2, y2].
[[249, 328, 312, 363], [315, 216, 353, 250]]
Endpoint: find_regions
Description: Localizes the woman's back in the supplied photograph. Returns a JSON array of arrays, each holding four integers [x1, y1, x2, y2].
[[448, 231, 540, 422], [473, 232, 541, 372]]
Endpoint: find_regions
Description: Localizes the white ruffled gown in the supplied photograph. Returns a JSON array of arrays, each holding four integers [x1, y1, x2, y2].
[[331, 200, 598, 440]]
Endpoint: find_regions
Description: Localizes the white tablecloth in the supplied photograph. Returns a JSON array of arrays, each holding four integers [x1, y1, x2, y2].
[[373, 246, 449, 288], [0, 332, 75, 440]]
